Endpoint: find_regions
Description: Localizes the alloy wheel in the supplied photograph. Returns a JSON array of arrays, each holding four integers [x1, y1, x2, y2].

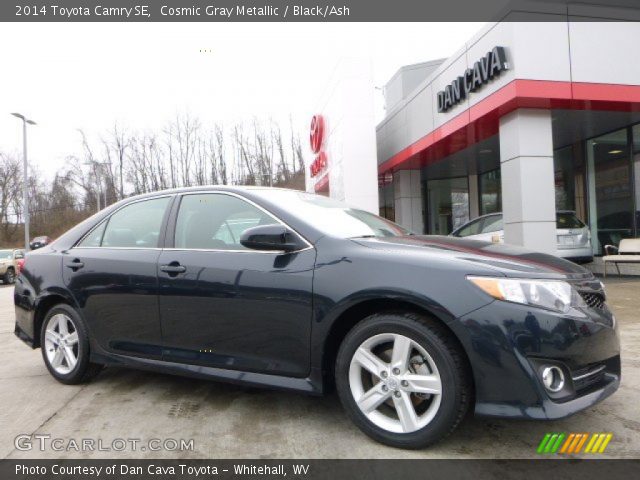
[[44, 313, 79, 375], [349, 333, 442, 434]]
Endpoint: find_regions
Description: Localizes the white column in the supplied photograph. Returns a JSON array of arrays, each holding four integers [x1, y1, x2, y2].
[[393, 170, 424, 233], [306, 58, 378, 213], [499, 109, 557, 254]]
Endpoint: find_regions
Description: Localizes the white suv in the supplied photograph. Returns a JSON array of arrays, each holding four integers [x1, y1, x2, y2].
[[450, 211, 593, 263]]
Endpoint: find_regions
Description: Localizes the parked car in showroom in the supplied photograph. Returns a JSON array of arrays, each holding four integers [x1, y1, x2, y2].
[[451, 211, 593, 263], [0, 248, 25, 284], [29, 236, 52, 250], [14, 187, 619, 449]]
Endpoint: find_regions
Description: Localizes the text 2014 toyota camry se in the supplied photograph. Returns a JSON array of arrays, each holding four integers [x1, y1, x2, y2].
[[14, 187, 620, 449]]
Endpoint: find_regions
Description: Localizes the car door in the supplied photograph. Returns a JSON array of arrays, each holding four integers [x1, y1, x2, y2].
[[157, 192, 315, 377], [62, 195, 173, 359]]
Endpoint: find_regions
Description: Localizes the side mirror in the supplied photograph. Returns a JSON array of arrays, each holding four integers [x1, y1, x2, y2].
[[240, 224, 302, 252]]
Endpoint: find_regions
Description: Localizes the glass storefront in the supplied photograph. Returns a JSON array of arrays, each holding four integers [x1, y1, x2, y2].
[[378, 174, 395, 221], [586, 127, 635, 253], [425, 177, 469, 235], [554, 145, 588, 222], [381, 122, 640, 253], [478, 169, 501, 215], [634, 125, 640, 235], [554, 146, 576, 211]]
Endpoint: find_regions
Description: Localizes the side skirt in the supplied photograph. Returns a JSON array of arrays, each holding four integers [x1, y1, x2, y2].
[[90, 351, 325, 396]]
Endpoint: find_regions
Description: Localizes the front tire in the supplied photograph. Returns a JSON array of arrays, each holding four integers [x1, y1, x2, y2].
[[40, 304, 102, 384], [335, 312, 471, 449]]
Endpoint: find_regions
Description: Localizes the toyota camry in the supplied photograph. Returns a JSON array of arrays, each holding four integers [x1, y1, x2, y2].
[[14, 187, 620, 449]]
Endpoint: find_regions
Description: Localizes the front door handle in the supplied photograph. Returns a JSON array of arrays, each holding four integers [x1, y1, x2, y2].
[[160, 263, 186, 276], [65, 259, 84, 271]]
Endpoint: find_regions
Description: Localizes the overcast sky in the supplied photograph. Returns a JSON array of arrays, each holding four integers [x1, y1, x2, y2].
[[0, 22, 484, 181]]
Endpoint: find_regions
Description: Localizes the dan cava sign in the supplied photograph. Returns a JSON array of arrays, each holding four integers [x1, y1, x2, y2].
[[437, 46, 509, 113]]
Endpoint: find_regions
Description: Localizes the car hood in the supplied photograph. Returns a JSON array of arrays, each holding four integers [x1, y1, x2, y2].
[[352, 235, 593, 280]]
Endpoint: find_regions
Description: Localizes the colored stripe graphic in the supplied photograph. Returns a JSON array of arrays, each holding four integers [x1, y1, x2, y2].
[[598, 434, 613, 453], [574, 433, 589, 453], [537, 433, 612, 454], [560, 433, 575, 453], [537, 433, 552, 454]]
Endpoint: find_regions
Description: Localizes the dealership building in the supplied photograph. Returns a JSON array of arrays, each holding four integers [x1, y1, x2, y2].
[[308, 10, 640, 271]]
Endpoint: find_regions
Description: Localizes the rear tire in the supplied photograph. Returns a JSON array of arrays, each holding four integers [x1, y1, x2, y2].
[[40, 304, 102, 384], [335, 312, 471, 449]]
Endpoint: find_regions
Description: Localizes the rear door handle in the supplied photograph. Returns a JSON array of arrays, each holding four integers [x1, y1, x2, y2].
[[160, 263, 186, 275], [65, 259, 84, 271]]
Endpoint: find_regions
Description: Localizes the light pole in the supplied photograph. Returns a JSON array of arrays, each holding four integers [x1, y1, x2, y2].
[[11, 113, 36, 251]]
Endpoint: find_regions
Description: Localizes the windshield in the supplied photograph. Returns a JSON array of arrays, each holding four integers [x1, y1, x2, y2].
[[0, 250, 12, 260], [556, 212, 585, 229], [255, 190, 411, 238]]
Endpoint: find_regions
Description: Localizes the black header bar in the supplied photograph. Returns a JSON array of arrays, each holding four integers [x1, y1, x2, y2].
[[3, 0, 640, 22]]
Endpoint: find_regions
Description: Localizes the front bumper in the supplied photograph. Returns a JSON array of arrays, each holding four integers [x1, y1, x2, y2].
[[450, 298, 620, 420]]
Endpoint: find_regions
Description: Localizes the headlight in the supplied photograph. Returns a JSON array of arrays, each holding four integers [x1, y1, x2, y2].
[[468, 276, 586, 314]]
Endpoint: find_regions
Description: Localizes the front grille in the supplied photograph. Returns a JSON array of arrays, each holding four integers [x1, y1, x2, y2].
[[579, 292, 606, 310]]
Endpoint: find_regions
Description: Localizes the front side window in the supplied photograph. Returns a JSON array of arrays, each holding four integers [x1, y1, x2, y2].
[[175, 194, 277, 250], [80, 197, 170, 248], [0, 250, 12, 260], [453, 218, 483, 237], [480, 215, 503, 234]]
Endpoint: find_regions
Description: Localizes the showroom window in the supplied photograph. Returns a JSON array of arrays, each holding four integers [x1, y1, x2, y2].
[[553, 145, 587, 222], [634, 124, 640, 237], [174, 193, 276, 250], [554, 146, 576, 211], [79, 196, 170, 248], [425, 177, 469, 235], [378, 174, 395, 221], [586, 127, 634, 254], [478, 169, 501, 215]]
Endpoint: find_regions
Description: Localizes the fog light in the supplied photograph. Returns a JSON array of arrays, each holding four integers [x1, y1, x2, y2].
[[541, 366, 565, 392]]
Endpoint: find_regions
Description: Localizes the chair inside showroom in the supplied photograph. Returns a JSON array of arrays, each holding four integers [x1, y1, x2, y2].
[[602, 238, 640, 277]]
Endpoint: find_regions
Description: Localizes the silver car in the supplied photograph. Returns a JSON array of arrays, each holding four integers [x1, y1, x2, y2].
[[450, 211, 593, 263]]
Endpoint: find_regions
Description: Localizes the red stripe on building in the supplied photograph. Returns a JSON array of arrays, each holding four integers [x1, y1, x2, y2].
[[378, 80, 640, 175]]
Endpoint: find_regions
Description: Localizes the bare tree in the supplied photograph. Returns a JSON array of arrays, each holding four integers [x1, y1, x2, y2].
[[0, 153, 22, 241]]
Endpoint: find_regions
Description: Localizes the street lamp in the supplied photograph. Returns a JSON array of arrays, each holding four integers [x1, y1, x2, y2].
[[11, 113, 36, 251]]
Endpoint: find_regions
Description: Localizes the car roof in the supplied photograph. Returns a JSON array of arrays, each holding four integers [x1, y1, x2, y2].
[[125, 185, 292, 200]]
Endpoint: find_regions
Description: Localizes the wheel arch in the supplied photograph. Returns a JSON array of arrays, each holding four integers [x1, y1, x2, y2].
[[32, 292, 76, 348], [320, 295, 474, 395]]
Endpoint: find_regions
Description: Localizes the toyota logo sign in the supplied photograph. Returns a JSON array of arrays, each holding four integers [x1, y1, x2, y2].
[[310, 114, 325, 154], [309, 114, 328, 181]]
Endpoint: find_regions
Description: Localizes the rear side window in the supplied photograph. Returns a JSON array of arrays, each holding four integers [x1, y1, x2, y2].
[[556, 212, 585, 229], [175, 194, 276, 250], [78, 222, 106, 247], [79, 197, 170, 248]]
